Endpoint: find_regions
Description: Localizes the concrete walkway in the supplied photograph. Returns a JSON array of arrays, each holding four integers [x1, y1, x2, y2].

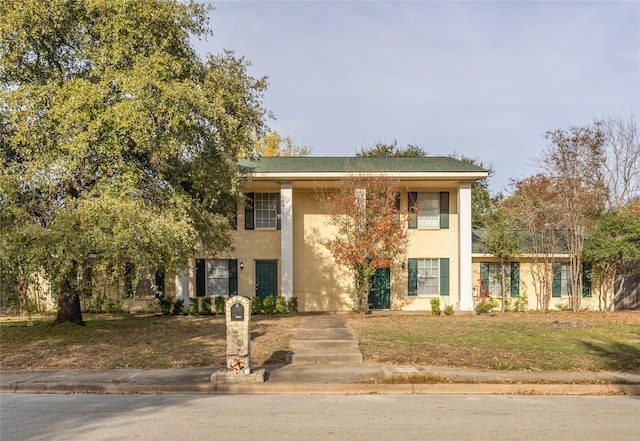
[[286, 315, 363, 364], [2, 314, 639, 395]]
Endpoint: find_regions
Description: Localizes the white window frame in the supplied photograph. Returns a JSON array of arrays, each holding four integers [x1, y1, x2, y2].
[[416, 192, 439, 229], [417, 258, 439, 295], [254, 193, 278, 229]]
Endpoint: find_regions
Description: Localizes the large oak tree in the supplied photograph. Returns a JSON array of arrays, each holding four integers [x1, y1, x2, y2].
[[0, 0, 269, 324]]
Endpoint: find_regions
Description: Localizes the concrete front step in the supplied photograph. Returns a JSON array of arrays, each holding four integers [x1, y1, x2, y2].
[[289, 338, 359, 350], [286, 349, 364, 365]]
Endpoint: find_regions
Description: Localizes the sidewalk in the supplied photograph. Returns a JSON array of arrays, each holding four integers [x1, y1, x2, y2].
[[2, 314, 639, 396], [2, 364, 639, 395]]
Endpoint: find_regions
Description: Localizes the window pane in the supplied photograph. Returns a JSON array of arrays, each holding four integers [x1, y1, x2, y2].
[[417, 258, 439, 295], [488, 262, 510, 296], [255, 193, 277, 229], [417, 193, 439, 228], [207, 260, 230, 296]]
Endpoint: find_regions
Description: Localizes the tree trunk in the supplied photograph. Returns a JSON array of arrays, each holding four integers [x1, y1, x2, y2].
[[500, 262, 507, 312], [54, 279, 84, 325]]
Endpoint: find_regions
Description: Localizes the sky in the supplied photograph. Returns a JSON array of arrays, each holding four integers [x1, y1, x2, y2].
[[193, 1, 640, 193]]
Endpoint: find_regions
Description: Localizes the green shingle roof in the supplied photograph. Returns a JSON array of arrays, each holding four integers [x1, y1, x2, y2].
[[240, 156, 487, 174]]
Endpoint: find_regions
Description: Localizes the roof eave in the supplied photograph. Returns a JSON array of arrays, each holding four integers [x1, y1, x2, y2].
[[245, 171, 489, 181]]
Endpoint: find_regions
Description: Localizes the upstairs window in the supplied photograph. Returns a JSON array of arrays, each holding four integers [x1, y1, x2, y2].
[[408, 192, 449, 229], [245, 193, 281, 230]]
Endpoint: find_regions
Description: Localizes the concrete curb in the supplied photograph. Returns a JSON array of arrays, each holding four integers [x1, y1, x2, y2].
[[2, 382, 638, 396]]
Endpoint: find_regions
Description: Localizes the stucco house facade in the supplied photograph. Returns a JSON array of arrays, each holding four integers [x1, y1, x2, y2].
[[170, 156, 488, 312]]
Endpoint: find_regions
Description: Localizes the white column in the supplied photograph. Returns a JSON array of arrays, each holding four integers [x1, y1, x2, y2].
[[175, 273, 189, 313], [458, 182, 474, 311], [280, 182, 293, 300]]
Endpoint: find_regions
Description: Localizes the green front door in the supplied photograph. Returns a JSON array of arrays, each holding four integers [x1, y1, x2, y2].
[[255, 260, 278, 303], [369, 267, 390, 309]]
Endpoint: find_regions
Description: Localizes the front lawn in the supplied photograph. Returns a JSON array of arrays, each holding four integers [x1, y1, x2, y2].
[[348, 311, 640, 371], [1, 311, 638, 372]]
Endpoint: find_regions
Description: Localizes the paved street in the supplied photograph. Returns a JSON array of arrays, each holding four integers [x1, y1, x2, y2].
[[2, 393, 638, 441]]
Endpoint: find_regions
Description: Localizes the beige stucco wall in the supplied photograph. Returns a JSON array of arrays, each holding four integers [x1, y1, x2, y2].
[[472, 257, 610, 311], [292, 189, 353, 311], [398, 184, 461, 311]]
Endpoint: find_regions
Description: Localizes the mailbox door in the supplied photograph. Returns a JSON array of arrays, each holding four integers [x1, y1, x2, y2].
[[255, 260, 278, 303]]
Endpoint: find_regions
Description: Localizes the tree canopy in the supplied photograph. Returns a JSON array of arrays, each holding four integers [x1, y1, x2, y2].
[[251, 131, 310, 157], [0, 0, 270, 323], [356, 140, 427, 158]]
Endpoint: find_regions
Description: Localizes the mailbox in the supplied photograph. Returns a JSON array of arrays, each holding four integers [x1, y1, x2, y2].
[[231, 302, 245, 321]]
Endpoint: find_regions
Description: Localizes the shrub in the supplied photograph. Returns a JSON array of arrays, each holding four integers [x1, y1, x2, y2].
[[430, 297, 441, 316], [444, 304, 454, 316], [287, 296, 298, 314], [188, 298, 199, 315], [172, 298, 184, 315], [475, 296, 499, 314], [512, 294, 528, 312], [251, 296, 262, 314], [263, 295, 275, 314], [555, 302, 572, 312], [214, 296, 226, 315], [275, 296, 287, 314], [201, 297, 212, 315], [105, 298, 124, 313], [156, 293, 173, 316]]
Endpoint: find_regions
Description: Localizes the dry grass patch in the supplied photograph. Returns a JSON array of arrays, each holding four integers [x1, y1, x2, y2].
[[1, 313, 301, 369], [347, 311, 640, 372]]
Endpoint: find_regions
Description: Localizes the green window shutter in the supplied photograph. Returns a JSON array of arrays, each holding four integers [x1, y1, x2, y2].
[[510, 262, 520, 297], [408, 258, 418, 296], [582, 263, 592, 298], [50, 283, 56, 299], [480, 262, 490, 291], [552, 262, 562, 298], [125, 263, 135, 298], [229, 259, 238, 296], [408, 192, 418, 229], [439, 192, 449, 229], [196, 259, 206, 297], [244, 193, 254, 230], [440, 258, 450, 296], [276, 192, 281, 230]]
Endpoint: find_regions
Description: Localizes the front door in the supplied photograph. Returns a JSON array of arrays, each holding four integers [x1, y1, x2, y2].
[[255, 260, 278, 303], [369, 267, 390, 309]]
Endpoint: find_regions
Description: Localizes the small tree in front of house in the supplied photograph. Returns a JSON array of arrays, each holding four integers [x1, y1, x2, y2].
[[479, 201, 522, 311], [320, 173, 411, 313]]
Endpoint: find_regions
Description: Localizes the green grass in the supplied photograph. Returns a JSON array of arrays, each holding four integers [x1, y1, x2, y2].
[[348, 312, 640, 372]]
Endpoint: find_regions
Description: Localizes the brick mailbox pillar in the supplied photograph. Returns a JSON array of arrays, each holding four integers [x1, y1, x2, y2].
[[210, 296, 264, 383], [226, 296, 252, 375]]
